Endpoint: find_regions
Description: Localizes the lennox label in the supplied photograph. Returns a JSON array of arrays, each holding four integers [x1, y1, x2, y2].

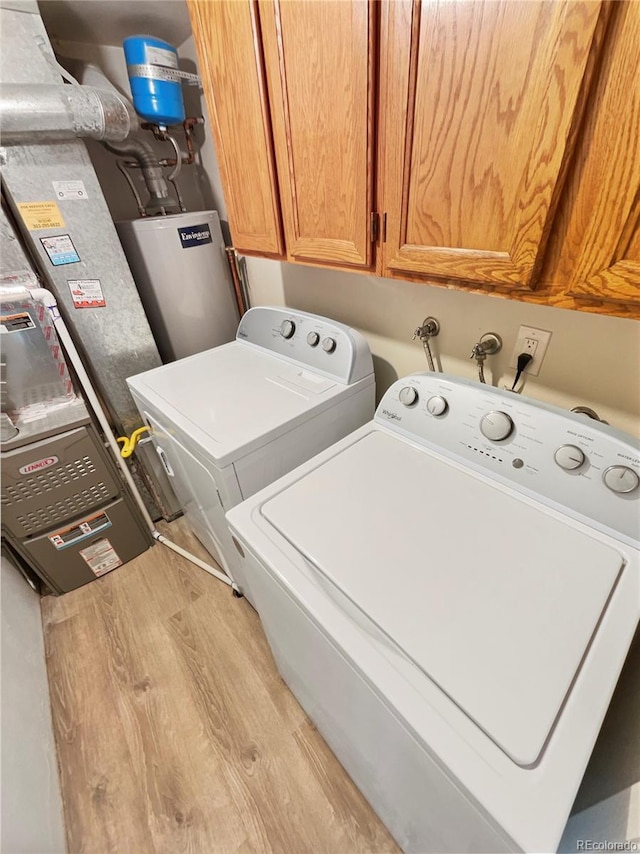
[[19, 455, 59, 475]]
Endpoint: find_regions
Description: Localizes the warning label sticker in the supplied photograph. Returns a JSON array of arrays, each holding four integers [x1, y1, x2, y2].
[[68, 279, 105, 308], [48, 511, 112, 550], [17, 201, 65, 231], [0, 312, 36, 334], [41, 234, 80, 266], [52, 180, 89, 201], [79, 538, 123, 576]]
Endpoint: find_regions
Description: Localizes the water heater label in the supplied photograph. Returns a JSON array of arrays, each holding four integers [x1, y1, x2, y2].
[[20, 455, 59, 474], [178, 224, 212, 248], [68, 279, 106, 308], [145, 44, 178, 69]]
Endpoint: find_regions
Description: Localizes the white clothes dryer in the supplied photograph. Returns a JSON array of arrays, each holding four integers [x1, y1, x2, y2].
[[227, 372, 640, 853], [127, 306, 374, 603]]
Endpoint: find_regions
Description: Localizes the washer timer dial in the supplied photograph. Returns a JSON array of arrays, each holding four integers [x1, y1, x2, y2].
[[399, 386, 418, 407], [280, 319, 296, 339], [426, 395, 448, 416], [480, 411, 514, 442]]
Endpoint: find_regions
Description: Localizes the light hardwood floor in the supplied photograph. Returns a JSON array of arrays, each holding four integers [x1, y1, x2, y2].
[[41, 518, 400, 854]]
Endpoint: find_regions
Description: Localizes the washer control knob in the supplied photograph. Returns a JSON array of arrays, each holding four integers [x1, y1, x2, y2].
[[399, 386, 418, 407], [280, 319, 296, 339], [321, 336, 336, 353], [426, 395, 448, 416], [480, 411, 514, 442], [603, 465, 639, 494], [554, 445, 586, 471], [307, 331, 320, 347]]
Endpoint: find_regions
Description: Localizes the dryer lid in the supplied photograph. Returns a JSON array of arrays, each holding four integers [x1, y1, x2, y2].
[[261, 430, 624, 766], [128, 342, 342, 463]]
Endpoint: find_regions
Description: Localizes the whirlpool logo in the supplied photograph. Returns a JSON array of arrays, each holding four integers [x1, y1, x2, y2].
[[381, 409, 402, 422]]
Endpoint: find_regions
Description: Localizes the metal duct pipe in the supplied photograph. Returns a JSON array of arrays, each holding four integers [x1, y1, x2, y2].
[[101, 138, 179, 215], [0, 83, 136, 142]]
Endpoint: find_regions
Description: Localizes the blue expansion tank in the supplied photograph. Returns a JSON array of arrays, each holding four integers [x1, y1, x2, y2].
[[123, 35, 186, 127]]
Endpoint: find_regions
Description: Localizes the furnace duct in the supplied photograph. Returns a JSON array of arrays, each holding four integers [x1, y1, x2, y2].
[[0, 81, 178, 214], [0, 83, 136, 142]]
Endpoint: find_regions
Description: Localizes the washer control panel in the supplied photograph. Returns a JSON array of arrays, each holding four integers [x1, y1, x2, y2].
[[377, 374, 640, 542], [235, 306, 373, 384]]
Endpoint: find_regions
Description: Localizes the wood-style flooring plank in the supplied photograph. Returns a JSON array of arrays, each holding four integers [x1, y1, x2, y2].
[[42, 518, 399, 854]]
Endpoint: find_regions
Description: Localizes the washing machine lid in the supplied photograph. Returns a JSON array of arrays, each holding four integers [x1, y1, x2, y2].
[[128, 342, 348, 464], [260, 429, 624, 767]]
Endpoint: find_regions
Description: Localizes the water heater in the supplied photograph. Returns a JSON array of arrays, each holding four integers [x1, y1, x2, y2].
[[116, 211, 240, 363]]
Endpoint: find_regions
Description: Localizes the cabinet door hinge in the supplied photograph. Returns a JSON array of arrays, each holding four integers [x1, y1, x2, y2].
[[382, 212, 387, 243], [370, 212, 380, 243]]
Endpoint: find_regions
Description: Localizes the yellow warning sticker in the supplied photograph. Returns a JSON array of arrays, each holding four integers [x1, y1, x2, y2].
[[17, 201, 65, 231]]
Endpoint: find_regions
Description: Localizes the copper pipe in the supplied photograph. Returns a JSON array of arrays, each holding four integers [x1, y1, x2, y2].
[[225, 248, 248, 317]]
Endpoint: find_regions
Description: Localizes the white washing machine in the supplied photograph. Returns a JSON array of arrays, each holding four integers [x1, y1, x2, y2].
[[226, 373, 640, 853], [127, 306, 374, 603]]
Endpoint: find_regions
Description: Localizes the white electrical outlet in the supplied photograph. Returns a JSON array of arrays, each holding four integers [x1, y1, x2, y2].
[[509, 326, 552, 377]]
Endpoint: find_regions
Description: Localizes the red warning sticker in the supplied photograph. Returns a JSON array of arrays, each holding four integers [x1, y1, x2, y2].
[[68, 279, 106, 308]]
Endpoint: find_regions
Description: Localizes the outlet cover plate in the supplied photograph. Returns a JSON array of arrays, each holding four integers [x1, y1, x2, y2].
[[509, 326, 552, 376]]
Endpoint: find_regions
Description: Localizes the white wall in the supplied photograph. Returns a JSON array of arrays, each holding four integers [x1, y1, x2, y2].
[[244, 257, 640, 436], [1, 556, 66, 853]]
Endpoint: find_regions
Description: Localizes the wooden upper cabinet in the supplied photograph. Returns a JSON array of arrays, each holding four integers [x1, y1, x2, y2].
[[549, 0, 640, 308], [379, 0, 608, 290], [258, 0, 377, 269], [187, 0, 283, 257]]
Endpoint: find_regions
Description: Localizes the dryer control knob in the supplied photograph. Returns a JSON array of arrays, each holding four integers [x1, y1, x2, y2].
[[399, 386, 418, 407], [426, 395, 448, 416], [280, 319, 296, 339], [554, 445, 585, 471], [307, 331, 320, 347], [480, 411, 513, 442], [603, 465, 639, 494], [322, 336, 337, 353]]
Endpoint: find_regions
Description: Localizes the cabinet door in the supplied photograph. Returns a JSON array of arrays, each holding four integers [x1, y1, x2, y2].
[[258, 0, 377, 268], [559, 1, 640, 307], [187, 0, 284, 257], [380, 0, 608, 290]]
